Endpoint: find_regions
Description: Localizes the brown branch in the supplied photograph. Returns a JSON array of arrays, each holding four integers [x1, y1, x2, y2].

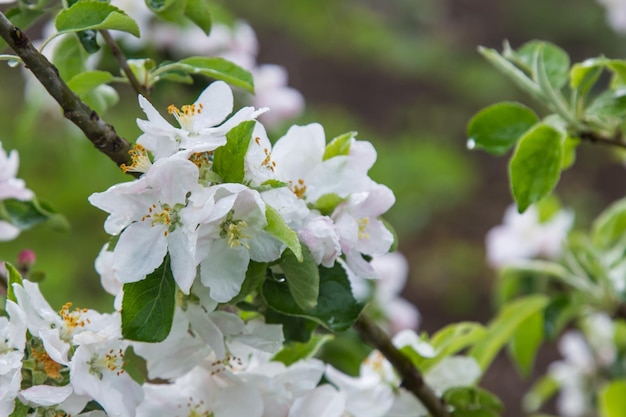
[[578, 130, 626, 150], [0, 13, 134, 170], [353, 314, 451, 417], [99, 29, 150, 99]]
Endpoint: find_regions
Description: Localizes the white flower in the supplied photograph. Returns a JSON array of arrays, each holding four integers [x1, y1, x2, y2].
[[13, 281, 106, 365], [69, 339, 143, 417], [136, 81, 265, 160], [194, 183, 283, 302], [333, 185, 396, 278], [298, 215, 341, 267], [0, 301, 26, 416], [485, 203, 574, 268], [0, 142, 33, 201], [255, 123, 375, 204], [597, 0, 626, 33], [137, 366, 264, 417], [89, 157, 202, 293]]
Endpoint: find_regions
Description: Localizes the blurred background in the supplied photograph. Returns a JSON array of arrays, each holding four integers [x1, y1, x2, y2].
[[1, 0, 626, 414]]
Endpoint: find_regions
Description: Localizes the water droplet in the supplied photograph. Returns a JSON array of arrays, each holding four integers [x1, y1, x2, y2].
[[7, 59, 20, 68], [466, 138, 476, 150]]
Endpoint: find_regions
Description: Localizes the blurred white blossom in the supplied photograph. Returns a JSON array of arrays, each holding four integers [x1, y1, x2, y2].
[[485, 203, 574, 268]]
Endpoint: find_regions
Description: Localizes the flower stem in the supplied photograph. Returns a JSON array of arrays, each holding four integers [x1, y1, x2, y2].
[[0, 13, 134, 171], [353, 314, 451, 417]]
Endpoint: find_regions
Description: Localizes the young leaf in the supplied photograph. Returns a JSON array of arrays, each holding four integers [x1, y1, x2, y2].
[[53, 34, 88, 80], [517, 40, 570, 90], [467, 102, 539, 155], [478, 46, 544, 103], [272, 334, 334, 366], [121, 256, 177, 342], [262, 262, 365, 332], [4, 263, 23, 303], [469, 294, 549, 371], [177, 57, 255, 93], [599, 380, 626, 417], [314, 193, 345, 216], [213, 120, 256, 183], [522, 375, 560, 413], [185, 0, 212, 35], [55, 1, 140, 37], [443, 387, 504, 416], [509, 123, 564, 213], [508, 309, 544, 378], [265, 206, 302, 262], [67, 70, 114, 97], [145, 0, 186, 21], [280, 245, 319, 310], [570, 58, 604, 99], [0, 198, 68, 232], [420, 322, 487, 373], [265, 308, 318, 343], [592, 196, 626, 249], [323, 131, 356, 160]]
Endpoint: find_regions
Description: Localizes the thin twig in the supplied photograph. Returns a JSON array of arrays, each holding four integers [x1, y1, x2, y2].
[[0, 13, 134, 170], [99, 29, 150, 99], [578, 130, 626, 150], [353, 314, 451, 417]]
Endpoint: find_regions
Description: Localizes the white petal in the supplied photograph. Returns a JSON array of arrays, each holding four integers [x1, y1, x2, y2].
[[113, 223, 168, 283], [194, 81, 234, 128], [200, 240, 249, 302]]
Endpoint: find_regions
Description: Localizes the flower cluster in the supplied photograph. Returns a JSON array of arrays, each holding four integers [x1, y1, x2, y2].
[[90, 80, 394, 301]]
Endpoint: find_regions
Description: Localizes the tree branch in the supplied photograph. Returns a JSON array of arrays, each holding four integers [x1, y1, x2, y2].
[[578, 130, 626, 150], [0, 13, 133, 170], [99, 29, 150, 99], [353, 314, 451, 417]]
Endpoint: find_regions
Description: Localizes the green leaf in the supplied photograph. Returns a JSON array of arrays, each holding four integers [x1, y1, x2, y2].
[[265, 206, 302, 262], [265, 308, 318, 343], [478, 45, 544, 103], [213, 120, 255, 183], [560, 137, 579, 170], [121, 256, 177, 342], [508, 309, 544, 378], [55, 1, 140, 37], [228, 261, 267, 305], [67, 70, 114, 97], [9, 400, 30, 417], [263, 262, 365, 332], [599, 380, 626, 417], [444, 387, 504, 416], [323, 131, 356, 160], [314, 193, 345, 216], [279, 245, 319, 310], [509, 123, 564, 213], [76, 29, 100, 54], [0, 198, 68, 232], [592, 197, 626, 249], [4, 263, 23, 303], [523, 375, 559, 413], [177, 57, 255, 93], [420, 322, 487, 373], [273, 334, 333, 366], [570, 58, 604, 99], [145, 0, 186, 21], [469, 295, 549, 371], [184, 0, 212, 34], [53, 34, 88, 80], [467, 102, 539, 155], [517, 40, 570, 90]]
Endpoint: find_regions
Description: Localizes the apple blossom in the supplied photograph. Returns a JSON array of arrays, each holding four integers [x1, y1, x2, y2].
[[136, 81, 266, 160], [485, 203, 574, 268], [89, 157, 202, 293], [0, 300, 26, 416], [193, 183, 283, 302]]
